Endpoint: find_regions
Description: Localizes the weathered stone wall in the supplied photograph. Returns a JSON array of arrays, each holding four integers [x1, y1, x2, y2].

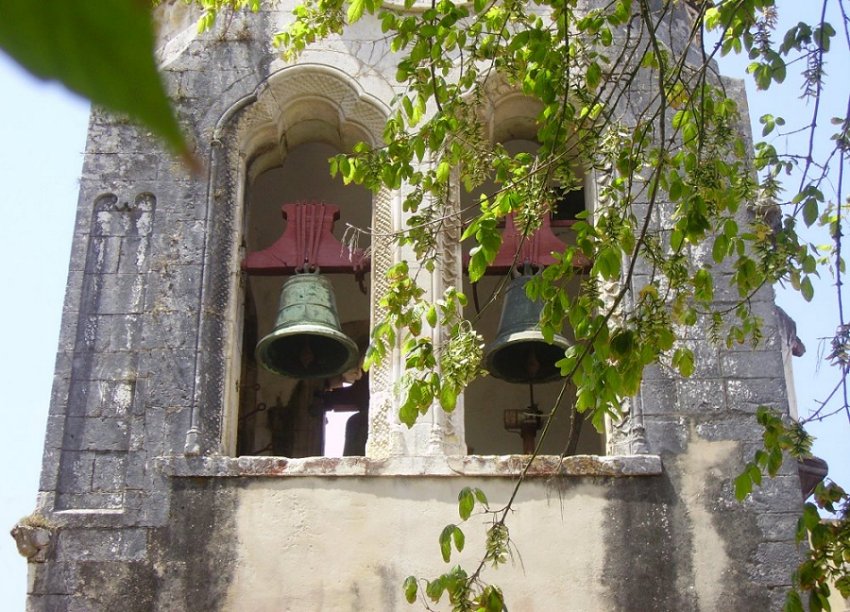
[[21, 1, 805, 610]]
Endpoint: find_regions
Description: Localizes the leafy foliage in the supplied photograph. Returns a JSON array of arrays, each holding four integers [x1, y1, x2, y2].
[[0, 0, 190, 162], [267, 0, 850, 606], [737, 408, 849, 611]]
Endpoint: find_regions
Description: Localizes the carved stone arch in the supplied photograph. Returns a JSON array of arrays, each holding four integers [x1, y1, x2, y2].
[[235, 63, 389, 168], [476, 75, 544, 143], [189, 64, 399, 457]]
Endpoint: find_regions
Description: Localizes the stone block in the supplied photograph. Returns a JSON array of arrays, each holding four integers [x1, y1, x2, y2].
[[83, 351, 140, 381], [765, 587, 793, 612], [750, 470, 802, 503], [56, 492, 124, 510], [721, 350, 785, 380], [43, 415, 68, 450], [92, 453, 128, 492], [91, 314, 141, 353], [75, 560, 158, 610], [86, 121, 160, 156], [726, 377, 787, 408], [120, 529, 149, 561], [137, 492, 170, 526], [148, 182, 206, 221], [142, 409, 167, 456], [638, 378, 678, 416], [65, 379, 95, 417], [66, 230, 91, 272], [97, 274, 146, 314], [695, 415, 763, 443], [47, 385, 69, 419], [140, 310, 199, 351], [56, 309, 80, 353], [143, 265, 202, 313], [57, 451, 95, 494], [27, 563, 44, 595], [63, 417, 129, 452], [118, 237, 151, 274], [38, 447, 61, 492], [726, 327, 780, 352], [164, 406, 192, 454], [750, 542, 801, 586], [40, 562, 77, 596], [756, 512, 799, 542], [124, 452, 153, 491], [149, 219, 206, 268], [83, 236, 121, 275], [643, 416, 688, 454], [129, 415, 147, 452], [27, 594, 72, 611], [138, 351, 195, 406], [55, 528, 146, 562], [675, 378, 726, 413], [642, 361, 676, 382], [682, 341, 722, 377], [52, 352, 74, 381]]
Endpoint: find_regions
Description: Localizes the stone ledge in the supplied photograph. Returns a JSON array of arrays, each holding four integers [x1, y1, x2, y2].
[[155, 454, 663, 478]]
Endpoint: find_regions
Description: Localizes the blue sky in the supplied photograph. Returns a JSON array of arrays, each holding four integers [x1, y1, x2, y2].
[[0, 3, 847, 606], [0, 53, 89, 606]]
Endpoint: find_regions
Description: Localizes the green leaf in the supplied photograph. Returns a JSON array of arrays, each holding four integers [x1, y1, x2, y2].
[[403, 576, 418, 604], [436, 160, 451, 183], [468, 248, 488, 283], [672, 347, 694, 377], [0, 0, 189, 161], [425, 577, 445, 602], [452, 525, 465, 553], [439, 382, 457, 412], [594, 247, 621, 280], [480, 586, 505, 612], [712, 235, 729, 263], [439, 524, 454, 562], [458, 487, 475, 520], [734, 472, 753, 500], [784, 590, 804, 612], [586, 61, 602, 89], [668, 176, 683, 201], [801, 504, 821, 531], [347, 0, 366, 22], [803, 198, 819, 227], [426, 305, 438, 328], [801, 276, 814, 302]]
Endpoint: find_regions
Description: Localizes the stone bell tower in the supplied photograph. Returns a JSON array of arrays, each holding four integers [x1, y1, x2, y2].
[[17, 1, 806, 610]]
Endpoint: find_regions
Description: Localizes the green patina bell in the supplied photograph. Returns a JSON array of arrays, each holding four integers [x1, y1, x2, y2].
[[256, 273, 359, 379], [485, 274, 571, 384]]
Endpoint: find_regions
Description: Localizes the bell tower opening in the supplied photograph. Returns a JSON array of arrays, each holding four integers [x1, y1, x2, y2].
[[461, 137, 605, 456], [236, 142, 372, 458]]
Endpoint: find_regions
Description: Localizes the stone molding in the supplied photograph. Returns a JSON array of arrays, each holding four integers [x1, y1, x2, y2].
[[156, 453, 663, 478]]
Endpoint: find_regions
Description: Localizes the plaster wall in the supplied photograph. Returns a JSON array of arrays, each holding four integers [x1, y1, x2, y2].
[[225, 477, 609, 611], [151, 430, 774, 611]]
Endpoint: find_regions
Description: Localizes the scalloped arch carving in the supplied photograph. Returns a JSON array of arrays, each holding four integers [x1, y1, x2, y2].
[[234, 64, 389, 174]]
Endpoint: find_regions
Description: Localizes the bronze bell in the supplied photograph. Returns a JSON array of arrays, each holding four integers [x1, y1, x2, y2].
[[485, 274, 571, 383], [256, 273, 359, 379]]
